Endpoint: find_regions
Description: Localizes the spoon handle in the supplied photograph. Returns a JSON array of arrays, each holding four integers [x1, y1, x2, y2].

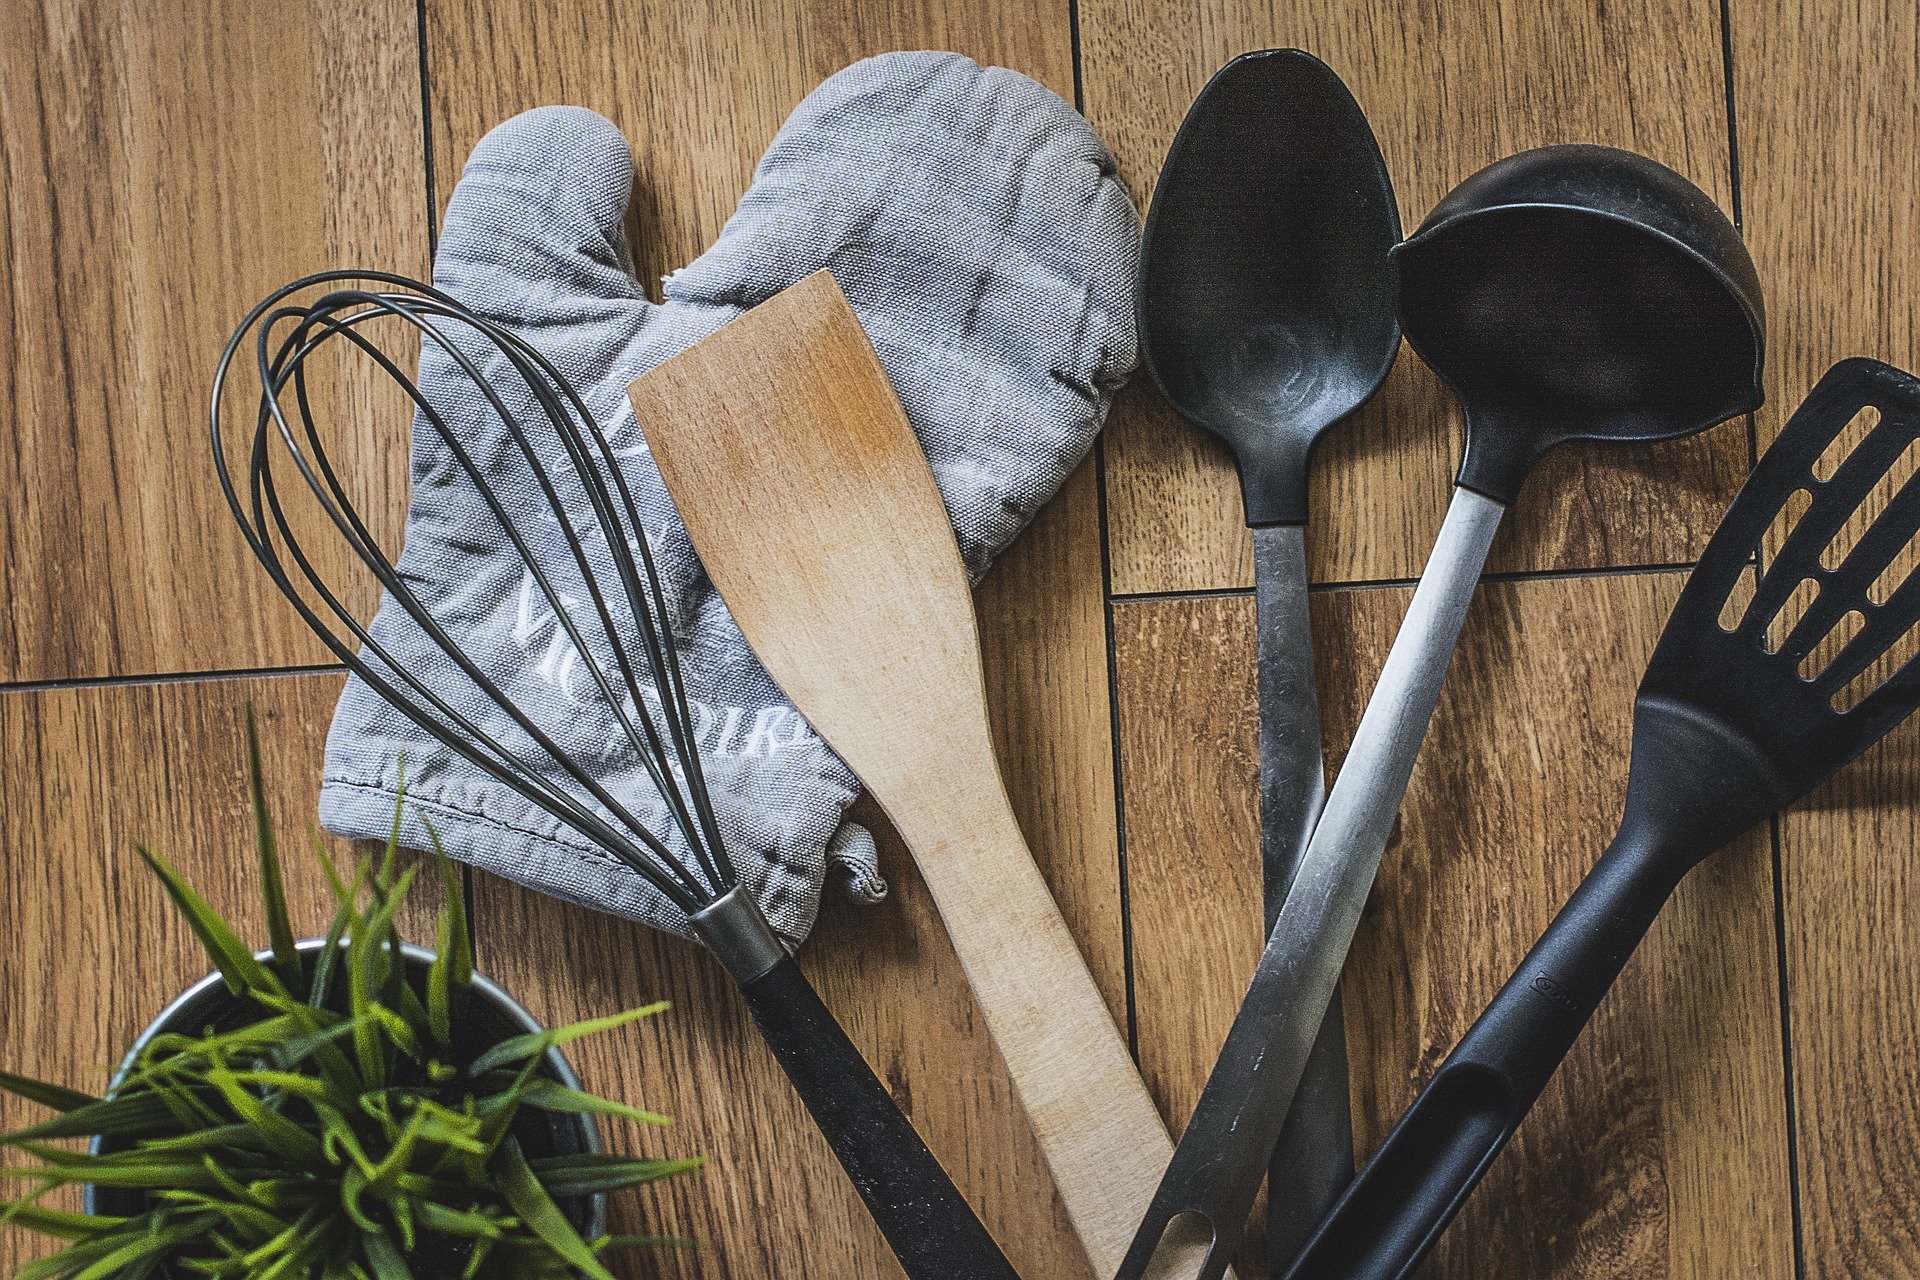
[[1251, 525, 1356, 1267], [1119, 487, 1505, 1280]]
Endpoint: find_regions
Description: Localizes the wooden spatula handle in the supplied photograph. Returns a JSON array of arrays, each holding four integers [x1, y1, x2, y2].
[[893, 781, 1212, 1280]]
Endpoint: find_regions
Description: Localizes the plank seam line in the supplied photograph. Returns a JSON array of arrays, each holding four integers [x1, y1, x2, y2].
[[1111, 559, 1700, 605], [1095, 441, 1142, 1057], [0, 664, 347, 697], [415, 0, 438, 259], [1718, 0, 1806, 1269], [412, 0, 475, 944]]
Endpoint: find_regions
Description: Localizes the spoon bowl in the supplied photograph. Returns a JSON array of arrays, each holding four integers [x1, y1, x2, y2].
[[1126, 48, 1401, 1278], [1140, 48, 1402, 524]]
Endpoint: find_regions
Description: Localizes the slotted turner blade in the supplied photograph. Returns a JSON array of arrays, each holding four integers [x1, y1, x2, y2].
[[1646, 355, 1920, 822], [1283, 356, 1920, 1280]]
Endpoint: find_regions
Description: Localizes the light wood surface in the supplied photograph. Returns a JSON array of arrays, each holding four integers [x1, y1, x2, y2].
[[629, 273, 1195, 1279], [6, 3, 1920, 1278], [1084, 0, 1750, 596], [1733, 2, 1920, 1273], [0, 0, 425, 683]]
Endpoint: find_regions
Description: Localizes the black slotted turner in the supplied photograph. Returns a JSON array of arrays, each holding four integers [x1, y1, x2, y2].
[[1283, 357, 1920, 1280]]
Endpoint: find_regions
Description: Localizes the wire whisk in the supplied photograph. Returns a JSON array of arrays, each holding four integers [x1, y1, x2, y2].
[[211, 270, 1018, 1280]]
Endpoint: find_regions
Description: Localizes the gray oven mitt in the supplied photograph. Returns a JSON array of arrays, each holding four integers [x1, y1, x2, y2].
[[319, 52, 1137, 947]]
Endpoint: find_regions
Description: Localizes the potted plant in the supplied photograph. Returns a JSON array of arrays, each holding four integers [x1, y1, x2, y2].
[[0, 718, 699, 1279]]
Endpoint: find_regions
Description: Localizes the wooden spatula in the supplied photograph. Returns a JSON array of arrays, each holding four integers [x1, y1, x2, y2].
[[630, 270, 1212, 1279]]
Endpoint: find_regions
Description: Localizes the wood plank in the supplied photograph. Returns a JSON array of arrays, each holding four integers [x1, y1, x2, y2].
[[1082, 0, 1750, 595], [0, 0, 427, 683], [1114, 573, 1795, 1276], [1775, 726, 1920, 1279], [431, 6, 1122, 1274], [1731, 6, 1920, 1270], [0, 672, 453, 1274], [469, 809, 1094, 1280], [975, 459, 1129, 1024], [1732, 0, 1920, 445]]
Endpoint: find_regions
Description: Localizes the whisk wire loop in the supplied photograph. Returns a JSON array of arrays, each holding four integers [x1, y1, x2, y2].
[[211, 271, 736, 916]]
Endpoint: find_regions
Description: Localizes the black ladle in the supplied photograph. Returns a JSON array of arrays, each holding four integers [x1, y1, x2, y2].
[[1137, 48, 1400, 1270], [1120, 145, 1763, 1280]]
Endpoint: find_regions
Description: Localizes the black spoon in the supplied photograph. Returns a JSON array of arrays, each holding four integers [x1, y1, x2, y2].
[[1137, 49, 1400, 1268], [1120, 144, 1763, 1280], [1286, 357, 1920, 1278]]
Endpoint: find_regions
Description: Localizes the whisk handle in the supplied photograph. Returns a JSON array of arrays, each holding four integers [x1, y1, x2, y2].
[[738, 955, 1019, 1280]]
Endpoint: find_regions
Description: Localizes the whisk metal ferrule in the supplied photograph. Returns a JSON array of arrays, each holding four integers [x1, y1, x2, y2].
[[690, 886, 790, 983]]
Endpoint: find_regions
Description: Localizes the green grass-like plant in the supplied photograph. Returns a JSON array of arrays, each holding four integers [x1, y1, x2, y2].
[[0, 716, 699, 1279]]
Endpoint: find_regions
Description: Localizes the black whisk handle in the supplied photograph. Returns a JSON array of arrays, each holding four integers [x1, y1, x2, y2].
[[738, 955, 1021, 1280]]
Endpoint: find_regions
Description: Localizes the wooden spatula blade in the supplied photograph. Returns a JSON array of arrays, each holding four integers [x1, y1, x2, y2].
[[629, 270, 986, 796]]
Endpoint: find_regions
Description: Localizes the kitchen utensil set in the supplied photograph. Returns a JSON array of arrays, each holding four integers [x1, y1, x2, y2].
[[210, 50, 1920, 1280], [1136, 49, 1400, 1264], [1285, 355, 1920, 1279]]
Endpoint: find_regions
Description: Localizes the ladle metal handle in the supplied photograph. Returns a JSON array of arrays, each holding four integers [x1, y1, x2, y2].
[[1118, 487, 1506, 1280]]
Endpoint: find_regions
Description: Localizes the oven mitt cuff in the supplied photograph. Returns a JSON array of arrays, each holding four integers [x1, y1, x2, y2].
[[318, 51, 1138, 947]]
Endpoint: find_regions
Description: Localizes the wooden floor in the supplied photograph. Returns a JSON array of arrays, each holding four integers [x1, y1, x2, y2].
[[2, 1, 1916, 1276]]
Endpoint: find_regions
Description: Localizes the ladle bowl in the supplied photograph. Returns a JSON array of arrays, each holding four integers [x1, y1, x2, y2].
[[1394, 144, 1764, 500]]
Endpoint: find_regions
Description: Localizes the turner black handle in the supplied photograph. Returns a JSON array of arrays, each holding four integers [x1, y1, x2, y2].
[[738, 955, 1020, 1280], [1283, 827, 1693, 1279]]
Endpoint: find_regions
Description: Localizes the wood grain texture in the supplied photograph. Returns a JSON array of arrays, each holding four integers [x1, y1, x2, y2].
[[423, 0, 1076, 290], [0, 673, 446, 1276], [629, 274, 1187, 1278], [0, 0, 426, 683], [1732, 6, 1920, 1271], [973, 457, 1130, 1026], [1115, 573, 1796, 1276], [1775, 725, 1920, 1280], [1083, 0, 1751, 595]]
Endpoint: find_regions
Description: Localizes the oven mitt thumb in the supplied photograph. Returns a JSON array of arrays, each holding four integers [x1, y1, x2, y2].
[[319, 52, 1138, 947]]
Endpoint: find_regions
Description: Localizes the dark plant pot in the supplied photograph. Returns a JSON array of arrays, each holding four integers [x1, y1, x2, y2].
[[86, 939, 606, 1264]]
